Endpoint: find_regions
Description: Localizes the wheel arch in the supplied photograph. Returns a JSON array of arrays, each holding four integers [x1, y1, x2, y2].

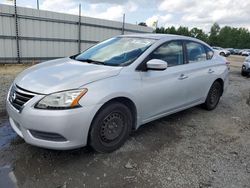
[[101, 97, 138, 130]]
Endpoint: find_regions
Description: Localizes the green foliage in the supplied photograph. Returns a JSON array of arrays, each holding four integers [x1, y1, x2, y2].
[[155, 23, 250, 49], [209, 23, 220, 46], [190, 28, 208, 43]]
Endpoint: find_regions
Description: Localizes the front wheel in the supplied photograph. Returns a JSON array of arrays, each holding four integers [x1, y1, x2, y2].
[[202, 81, 223, 110], [220, 52, 225, 57], [89, 102, 132, 153], [241, 66, 248, 76]]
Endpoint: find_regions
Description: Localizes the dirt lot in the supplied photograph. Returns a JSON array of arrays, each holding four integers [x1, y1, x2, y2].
[[0, 64, 30, 117], [0, 56, 249, 188]]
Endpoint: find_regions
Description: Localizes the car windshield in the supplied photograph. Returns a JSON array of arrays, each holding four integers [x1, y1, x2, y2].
[[73, 37, 155, 66]]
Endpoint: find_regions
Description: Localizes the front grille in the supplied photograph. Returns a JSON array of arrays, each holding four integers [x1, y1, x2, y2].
[[29, 130, 67, 142], [9, 85, 35, 111]]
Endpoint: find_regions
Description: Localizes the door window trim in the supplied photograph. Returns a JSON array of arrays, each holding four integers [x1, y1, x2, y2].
[[183, 40, 214, 63]]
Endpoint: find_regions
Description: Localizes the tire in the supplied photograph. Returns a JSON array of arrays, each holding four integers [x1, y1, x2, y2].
[[89, 102, 132, 153], [203, 81, 223, 110], [220, 52, 225, 57], [241, 66, 248, 76]]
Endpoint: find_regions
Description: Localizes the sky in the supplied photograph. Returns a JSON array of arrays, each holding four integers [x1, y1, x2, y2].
[[1, 0, 250, 32]]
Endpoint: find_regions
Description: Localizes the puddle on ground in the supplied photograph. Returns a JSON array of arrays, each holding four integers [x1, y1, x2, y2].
[[0, 119, 17, 149], [0, 119, 20, 188], [0, 165, 18, 188]]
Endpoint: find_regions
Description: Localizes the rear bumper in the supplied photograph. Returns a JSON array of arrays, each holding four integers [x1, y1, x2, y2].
[[6, 98, 101, 150]]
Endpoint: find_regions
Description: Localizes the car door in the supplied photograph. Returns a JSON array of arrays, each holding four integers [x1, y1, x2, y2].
[[139, 40, 190, 123], [183, 41, 217, 104]]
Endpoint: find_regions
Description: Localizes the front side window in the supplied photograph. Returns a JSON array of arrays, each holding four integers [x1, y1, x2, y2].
[[73, 37, 155, 66], [149, 41, 184, 67], [186, 42, 207, 63], [205, 46, 214, 60]]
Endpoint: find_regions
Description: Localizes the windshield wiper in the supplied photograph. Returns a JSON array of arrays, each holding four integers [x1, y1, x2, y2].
[[76, 58, 106, 65]]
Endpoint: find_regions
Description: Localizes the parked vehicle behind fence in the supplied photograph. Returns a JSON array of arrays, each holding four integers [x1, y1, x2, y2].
[[234, 49, 241, 55], [242, 50, 250, 56], [212, 47, 230, 57], [242, 56, 250, 76], [225, 48, 235, 55], [6, 34, 229, 152]]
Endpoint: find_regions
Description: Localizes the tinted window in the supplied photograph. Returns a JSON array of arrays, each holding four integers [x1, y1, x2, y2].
[[149, 41, 184, 67], [186, 42, 207, 63]]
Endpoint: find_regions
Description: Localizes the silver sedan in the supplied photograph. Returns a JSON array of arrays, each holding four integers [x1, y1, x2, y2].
[[6, 34, 229, 152], [242, 56, 250, 76]]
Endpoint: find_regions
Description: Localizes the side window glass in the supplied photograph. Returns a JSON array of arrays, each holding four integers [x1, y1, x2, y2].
[[186, 42, 207, 63], [149, 41, 184, 67]]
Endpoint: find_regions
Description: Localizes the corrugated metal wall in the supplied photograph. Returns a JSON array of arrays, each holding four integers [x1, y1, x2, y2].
[[0, 4, 153, 63]]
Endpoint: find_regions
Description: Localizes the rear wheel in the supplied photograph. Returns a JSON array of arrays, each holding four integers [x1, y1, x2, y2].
[[203, 81, 222, 110], [89, 102, 132, 153]]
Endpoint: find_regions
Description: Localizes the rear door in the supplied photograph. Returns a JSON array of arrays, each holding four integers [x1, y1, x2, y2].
[[183, 41, 217, 104]]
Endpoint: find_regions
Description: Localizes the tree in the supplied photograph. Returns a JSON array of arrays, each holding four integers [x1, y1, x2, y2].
[[164, 26, 177, 34], [153, 23, 250, 49], [190, 27, 208, 42], [237, 28, 250, 48], [176, 26, 190, 36], [208, 23, 220, 46]]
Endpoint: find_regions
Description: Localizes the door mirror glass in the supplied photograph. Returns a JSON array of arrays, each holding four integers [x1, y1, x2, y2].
[[146, 59, 168, 71]]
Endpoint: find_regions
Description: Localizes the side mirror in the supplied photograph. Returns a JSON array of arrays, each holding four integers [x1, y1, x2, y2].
[[146, 59, 168, 71]]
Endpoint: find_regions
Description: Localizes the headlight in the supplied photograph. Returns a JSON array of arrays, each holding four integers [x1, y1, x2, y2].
[[35, 89, 88, 109]]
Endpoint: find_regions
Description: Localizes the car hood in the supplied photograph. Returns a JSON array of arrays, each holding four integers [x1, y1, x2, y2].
[[243, 51, 250, 54], [15, 58, 123, 94]]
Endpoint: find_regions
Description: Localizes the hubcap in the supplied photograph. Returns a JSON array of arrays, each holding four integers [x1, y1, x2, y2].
[[100, 112, 125, 142]]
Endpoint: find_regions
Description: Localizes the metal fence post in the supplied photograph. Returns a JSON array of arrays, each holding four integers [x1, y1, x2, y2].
[[14, 0, 20, 63], [37, 0, 39, 10], [121, 14, 125, 35], [78, 4, 81, 53]]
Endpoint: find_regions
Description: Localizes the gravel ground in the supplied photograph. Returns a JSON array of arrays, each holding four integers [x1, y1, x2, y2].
[[0, 56, 249, 188], [0, 64, 30, 116]]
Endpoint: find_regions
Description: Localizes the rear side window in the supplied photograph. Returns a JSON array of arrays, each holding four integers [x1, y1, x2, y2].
[[149, 41, 184, 67], [186, 42, 207, 63]]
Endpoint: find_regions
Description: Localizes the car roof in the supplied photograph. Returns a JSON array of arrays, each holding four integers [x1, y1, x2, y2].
[[119, 33, 201, 41], [118, 34, 211, 48]]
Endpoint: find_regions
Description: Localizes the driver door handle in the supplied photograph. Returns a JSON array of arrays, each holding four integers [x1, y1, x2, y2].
[[178, 74, 188, 80]]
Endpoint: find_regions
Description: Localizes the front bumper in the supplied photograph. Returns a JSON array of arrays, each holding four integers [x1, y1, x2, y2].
[[6, 96, 101, 150], [245, 69, 250, 73], [243, 63, 250, 73]]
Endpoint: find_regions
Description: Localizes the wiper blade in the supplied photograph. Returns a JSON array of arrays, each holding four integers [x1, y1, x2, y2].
[[77, 58, 106, 65]]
